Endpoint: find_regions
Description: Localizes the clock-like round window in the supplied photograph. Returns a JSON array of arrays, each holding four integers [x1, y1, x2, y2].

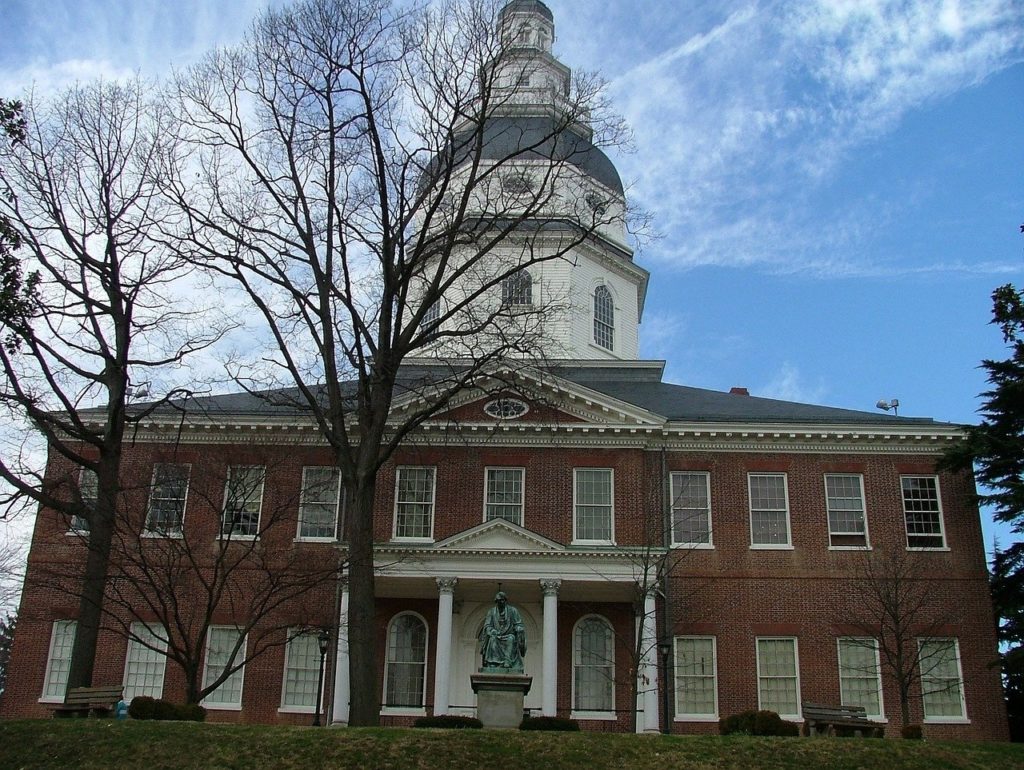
[[483, 398, 529, 420], [501, 172, 534, 197], [585, 191, 608, 215]]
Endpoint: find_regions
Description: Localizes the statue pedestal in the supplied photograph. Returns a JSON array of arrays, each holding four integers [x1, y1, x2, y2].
[[471, 673, 533, 729]]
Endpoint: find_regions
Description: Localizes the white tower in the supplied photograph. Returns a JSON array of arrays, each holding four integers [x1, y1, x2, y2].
[[418, 0, 648, 362]]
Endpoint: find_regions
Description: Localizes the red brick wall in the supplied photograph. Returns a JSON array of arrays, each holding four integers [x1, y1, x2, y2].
[[1, 439, 1007, 740], [381, 445, 651, 544]]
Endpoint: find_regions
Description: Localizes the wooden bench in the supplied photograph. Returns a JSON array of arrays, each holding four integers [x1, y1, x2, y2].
[[802, 702, 884, 737], [52, 686, 124, 718]]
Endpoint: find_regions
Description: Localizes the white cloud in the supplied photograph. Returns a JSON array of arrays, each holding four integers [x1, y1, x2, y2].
[[787, 0, 1022, 146], [0, 60, 136, 100], [638, 310, 688, 360], [602, 0, 1024, 277], [758, 362, 828, 404]]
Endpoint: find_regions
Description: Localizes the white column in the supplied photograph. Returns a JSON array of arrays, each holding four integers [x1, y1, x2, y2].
[[331, 582, 350, 725], [433, 577, 458, 716], [540, 578, 561, 717], [641, 589, 660, 733]]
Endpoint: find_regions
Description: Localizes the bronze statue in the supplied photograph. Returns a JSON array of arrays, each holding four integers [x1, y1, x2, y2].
[[478, 591, 526, 673]]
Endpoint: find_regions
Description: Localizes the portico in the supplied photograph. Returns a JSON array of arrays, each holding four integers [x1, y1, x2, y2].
[[331, 518, 663, 731]]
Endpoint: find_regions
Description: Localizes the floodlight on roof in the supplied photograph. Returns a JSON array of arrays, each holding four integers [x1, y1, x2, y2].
[[876, 398, 900, 416]]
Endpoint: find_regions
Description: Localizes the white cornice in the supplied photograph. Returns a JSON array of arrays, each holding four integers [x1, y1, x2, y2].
[[107, 360, 964, 455], [119, 417, 961, 455]]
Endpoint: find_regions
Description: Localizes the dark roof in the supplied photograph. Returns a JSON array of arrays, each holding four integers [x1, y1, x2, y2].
[[555, 366, 940, 425], [433, 117, 624, 196], [142, 362, 944, 428], [499, 1, 554, 22]]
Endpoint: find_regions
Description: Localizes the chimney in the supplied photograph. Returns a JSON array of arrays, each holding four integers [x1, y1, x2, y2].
[[729, 387, 750, 396]]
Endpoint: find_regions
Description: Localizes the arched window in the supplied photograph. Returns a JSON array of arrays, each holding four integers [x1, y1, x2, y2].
[[593, 285, 614, 350], [420, 300, 440, 341], [501, 270, 533, 307], [573, 615, 614, 713], [384, 613, 428, 708]]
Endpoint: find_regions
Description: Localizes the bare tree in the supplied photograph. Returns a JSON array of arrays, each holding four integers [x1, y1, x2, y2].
[[0, 80, 227, 691], [579, 462, 709, 732], [31, 450, 340, 704], [841, 546, 962, 727], [159, 0, 634, 725], [0, 610, 14, 707], [0, 530, 25, 612]]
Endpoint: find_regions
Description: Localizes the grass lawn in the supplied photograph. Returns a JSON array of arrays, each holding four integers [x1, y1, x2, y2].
[[0, 721, 1021, 769]]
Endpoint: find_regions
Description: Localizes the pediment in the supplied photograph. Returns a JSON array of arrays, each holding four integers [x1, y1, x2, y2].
[[392, 364, 664, 428], [434, 518, 564, 552]]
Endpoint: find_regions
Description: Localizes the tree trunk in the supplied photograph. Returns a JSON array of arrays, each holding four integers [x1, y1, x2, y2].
[[66, 456, 120, 689], [900, 692, 911, 727], [185, 659, 201, 705], [346, 476, 380, 726]]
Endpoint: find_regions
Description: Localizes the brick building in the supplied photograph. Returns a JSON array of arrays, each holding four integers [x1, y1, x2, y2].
[[0, 0, 1008, 740]]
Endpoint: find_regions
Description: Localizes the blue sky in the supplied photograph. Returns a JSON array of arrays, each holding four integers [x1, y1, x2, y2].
[[1, 0, 1022, 554]]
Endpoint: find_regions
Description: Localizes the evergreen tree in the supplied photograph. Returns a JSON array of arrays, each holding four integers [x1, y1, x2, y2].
[[992, 546, 1024, 740], [0, 99, 37, 353], [944, 277, 1024, 740]]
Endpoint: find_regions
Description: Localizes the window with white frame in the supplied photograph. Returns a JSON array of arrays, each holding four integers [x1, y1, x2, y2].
[[749, 473, 791, 547], [574, 469, 613, 543], [72, 467, 97, 532], [501, 269, 533, 307], [484, 468, 524, 525], [384, 613, 427, 708], [281, 630, 323, 711], [756, 637, 801, 719], [41, 620, 76, 701], [202, 626, 246, 708], [573, 616, 614, 714], [123, 623, 168, 701], [837, 638, 883, 718], [901, 476, 946, 549], [145, 464, 190, 535], [593, 285, 614, 350], [221, 466, 265, 538], [919, 638, 967, 720], [671, 472, 711, 546], [394, 467, 435, 540], [298, 467, 341, 540], [825, 474, 868, 548], [420, 299, 440, 341], [675, 636, 717, 718]]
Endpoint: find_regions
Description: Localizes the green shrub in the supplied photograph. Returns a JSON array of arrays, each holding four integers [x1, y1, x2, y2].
[[128, 696, 158, 720], [176, 703, 207, 722], [413, 714, 482, 729], [720, 710, 798, 736], [901, 724, 923, 740], [128, 696, 206, 722], [719, 710, 756, 735], [152, 699, 178, 721], [519, 716, 580, 731], [833, 725, 884, 738]]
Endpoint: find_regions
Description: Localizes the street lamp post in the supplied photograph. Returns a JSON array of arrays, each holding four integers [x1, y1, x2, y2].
[[313, 629, 330, 727], [657, 638, 672, 735]]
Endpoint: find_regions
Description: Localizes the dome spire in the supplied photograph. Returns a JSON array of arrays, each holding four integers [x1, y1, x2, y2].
[[499, 1, 555, 54]]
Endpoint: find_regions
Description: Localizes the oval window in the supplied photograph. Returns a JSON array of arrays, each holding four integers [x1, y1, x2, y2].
[[483, 398, 529, 420]]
